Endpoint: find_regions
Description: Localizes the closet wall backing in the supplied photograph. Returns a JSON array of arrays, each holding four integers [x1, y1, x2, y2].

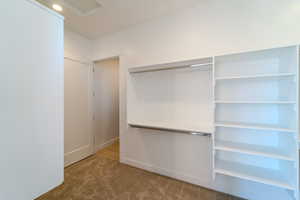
[[127, 57, 214, 135]]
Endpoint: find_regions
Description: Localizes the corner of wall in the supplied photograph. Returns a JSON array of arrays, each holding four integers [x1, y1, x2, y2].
[[64, 27, 93, 63]]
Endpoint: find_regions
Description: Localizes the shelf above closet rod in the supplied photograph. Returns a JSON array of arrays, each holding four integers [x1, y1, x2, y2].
[[215, 73, 295, 81], [215, 100, 296, 104], [128, 57, 213, 73]]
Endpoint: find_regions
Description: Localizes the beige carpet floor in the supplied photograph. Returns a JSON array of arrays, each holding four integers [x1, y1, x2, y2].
[[36, 140, 244, 200]]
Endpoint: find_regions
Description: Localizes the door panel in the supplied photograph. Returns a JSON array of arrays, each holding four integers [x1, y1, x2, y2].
[[64, 59, 93, 167]]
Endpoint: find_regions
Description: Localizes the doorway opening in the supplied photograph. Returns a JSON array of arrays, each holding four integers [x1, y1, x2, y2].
[[93, 57, 120, 158], [64, 56, 120, 167]]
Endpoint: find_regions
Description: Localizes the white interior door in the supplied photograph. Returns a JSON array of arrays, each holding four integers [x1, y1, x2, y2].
[[64, 58, 93, 167]]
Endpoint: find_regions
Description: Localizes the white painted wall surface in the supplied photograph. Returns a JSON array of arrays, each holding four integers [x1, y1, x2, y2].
[[94, 58, 120, 151], [64, 27, 92, 62], [91, 0, 300, 199], [0, 1, 64, 200]]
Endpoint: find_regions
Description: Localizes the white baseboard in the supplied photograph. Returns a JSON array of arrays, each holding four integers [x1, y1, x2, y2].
[[120, 157, 271, 200], [120, 157, 212, 188], [64, 137, 119, 167], [64, 145, 93, 167], [94, 137, 119, 152]]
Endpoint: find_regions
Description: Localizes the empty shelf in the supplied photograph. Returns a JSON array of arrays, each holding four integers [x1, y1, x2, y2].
[[215, 73, 295, 81], [215, 122, 296, 133], [215, 101, 296, 104], [214, 140, 294, 161], [215, 160, 295, 190]]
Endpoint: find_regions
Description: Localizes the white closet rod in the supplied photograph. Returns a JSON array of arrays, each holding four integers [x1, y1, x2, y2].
[[129, 124, 211, 137]]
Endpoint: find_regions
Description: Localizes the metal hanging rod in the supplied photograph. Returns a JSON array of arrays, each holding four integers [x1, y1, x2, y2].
[[129, 123, 211, 137], [190, 63, 213, 68], [129, 62, 213, 74]]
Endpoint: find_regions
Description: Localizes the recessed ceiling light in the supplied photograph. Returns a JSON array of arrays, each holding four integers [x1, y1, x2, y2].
[[52, 4, 63, 12]]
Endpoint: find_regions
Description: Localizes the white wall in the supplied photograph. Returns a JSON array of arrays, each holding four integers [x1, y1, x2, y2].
[[0, 1, 64, 199], [91, 0, 300, 199], [64, 27, 92, 62], [94, 58, 120, 151]]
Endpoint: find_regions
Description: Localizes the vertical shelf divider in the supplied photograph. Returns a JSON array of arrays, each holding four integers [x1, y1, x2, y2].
[[212, 56, 216, 180], [294, 46, 300, 200]]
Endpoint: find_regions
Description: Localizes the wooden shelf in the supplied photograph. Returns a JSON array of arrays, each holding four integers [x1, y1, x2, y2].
[[214, 140, 294, 161], [215, 122, 296, 133], [215, 73, 295, 81], [215, 160, 295, 191], [215, 101, 296, 104]]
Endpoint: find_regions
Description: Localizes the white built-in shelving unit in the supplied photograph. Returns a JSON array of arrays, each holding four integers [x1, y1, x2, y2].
[[213, 46, 299, 200], [127, 45, 299, 200]]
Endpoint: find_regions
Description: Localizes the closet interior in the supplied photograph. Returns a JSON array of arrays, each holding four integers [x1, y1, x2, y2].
[[127, 46, 299, 200]]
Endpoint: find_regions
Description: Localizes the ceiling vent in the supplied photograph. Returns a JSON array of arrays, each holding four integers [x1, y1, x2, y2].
[[63, 0, 102, 16]]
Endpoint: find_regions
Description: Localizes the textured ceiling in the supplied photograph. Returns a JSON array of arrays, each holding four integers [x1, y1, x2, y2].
[[36, 0, 200, 39]]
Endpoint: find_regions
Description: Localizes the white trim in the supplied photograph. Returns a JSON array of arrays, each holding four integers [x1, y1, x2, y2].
[[25, 0, 64, 20], [64, 145, 90, 157], [64, 56, 91, 65], [120, 157, 248, 200], [94, 137, 119, 152], [64, 145, 93, 167], [93, 56, 120, 63], [64, 50, 92, 65], [120, 157, 209, 186], [295, 45, 300, 200], [59, 26, 65, 175]]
